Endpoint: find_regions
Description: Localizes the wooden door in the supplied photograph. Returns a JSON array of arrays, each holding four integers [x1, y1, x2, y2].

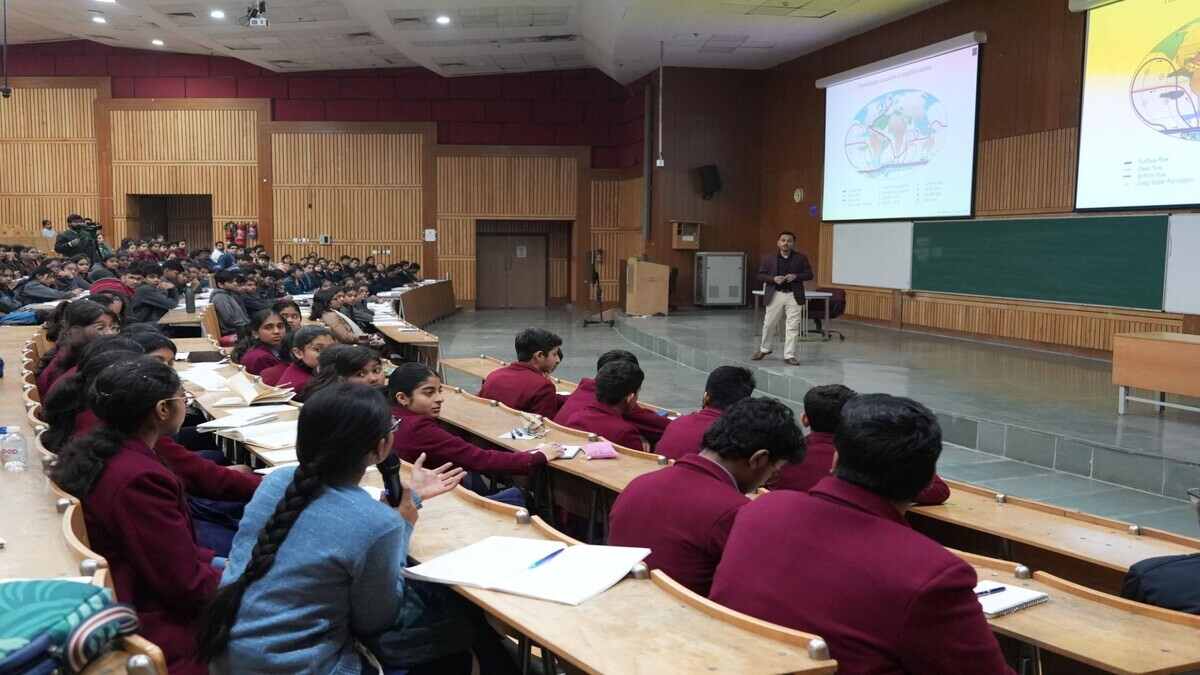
[[476, 235, 510, 309], [506, 235, 547, 308]]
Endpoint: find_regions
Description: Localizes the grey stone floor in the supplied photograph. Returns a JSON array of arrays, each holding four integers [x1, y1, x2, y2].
[[430, 308, 1199, 537]]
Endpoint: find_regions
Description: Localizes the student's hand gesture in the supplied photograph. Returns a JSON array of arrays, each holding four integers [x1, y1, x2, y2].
[[406, 452, 465, 501], [534, 443, 565, 461]]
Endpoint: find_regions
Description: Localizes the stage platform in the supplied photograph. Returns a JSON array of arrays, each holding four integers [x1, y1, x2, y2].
[[430, 308, 1199, 537]]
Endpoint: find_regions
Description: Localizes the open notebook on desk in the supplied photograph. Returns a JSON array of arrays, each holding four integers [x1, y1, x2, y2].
[[211, 371, 296, 406], [974, 580, 1049, 618], [214, 419, 297, 451], [404, 536, 649, 606]]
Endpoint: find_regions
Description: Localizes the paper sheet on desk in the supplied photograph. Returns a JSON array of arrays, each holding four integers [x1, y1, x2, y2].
[[179, 369, 231, 391], [403, 536, 649, 606], [195, 405, 295, 431], [215, 420, 297, 450]]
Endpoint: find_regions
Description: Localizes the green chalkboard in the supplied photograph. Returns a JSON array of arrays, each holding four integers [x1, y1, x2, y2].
[[911, 216, 1168, 309]]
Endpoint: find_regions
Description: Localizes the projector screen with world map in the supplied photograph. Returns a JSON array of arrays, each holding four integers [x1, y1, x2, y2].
[[820, 44, 981, 222], [1076, 0, 1200, 210]]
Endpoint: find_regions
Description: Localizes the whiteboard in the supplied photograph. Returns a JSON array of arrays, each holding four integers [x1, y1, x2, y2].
[[832, 221, 913, 289], [1164, 214, 1200, 314]]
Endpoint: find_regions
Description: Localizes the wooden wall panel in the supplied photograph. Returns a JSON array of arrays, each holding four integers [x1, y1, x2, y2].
[[975, 128, 1078, 215], [105, 101, 266, 247], [589, 174, 644, 302], [110, 110, 256, 163], [0, 83, 102, 248], [271, 129, 425, 269], [844, 288, 897, 322], [434, 152, 584, 303]]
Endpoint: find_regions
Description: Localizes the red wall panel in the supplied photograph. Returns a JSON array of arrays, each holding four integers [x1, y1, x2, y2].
[[7, 39, 644, 168]]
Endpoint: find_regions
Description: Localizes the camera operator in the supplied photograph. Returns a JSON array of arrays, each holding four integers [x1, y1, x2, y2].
[[54, 214, 102, 263]]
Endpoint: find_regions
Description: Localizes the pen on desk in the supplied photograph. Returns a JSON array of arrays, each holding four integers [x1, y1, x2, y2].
[[975, 586, 1006, 598], [527, 548, 564, 570]]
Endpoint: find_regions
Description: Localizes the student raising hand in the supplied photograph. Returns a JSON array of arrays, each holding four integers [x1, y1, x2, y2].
[[406, 452, 466, 500]]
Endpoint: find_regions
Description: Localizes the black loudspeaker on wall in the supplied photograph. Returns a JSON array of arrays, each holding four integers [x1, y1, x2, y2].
[[699, 164, 722, 200]]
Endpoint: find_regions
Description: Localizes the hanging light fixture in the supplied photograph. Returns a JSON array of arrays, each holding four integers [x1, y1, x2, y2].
[[656, 40, 664, 168]]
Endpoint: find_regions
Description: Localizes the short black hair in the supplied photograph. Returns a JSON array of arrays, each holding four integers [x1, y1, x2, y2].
[[804, 384, 857, 433], [514, 328, 563, 362], [702, 397, 804, 463], [162, 260, 184, 273], [31, 266, 54, 279], [136, 261, 162, 277], [594, 360, 644, 405], [833, 394, 942, 502], [778, 231, 796, 240], [596, 349, 638, 371], [214, 269, 242, 286], [705, 366, 756, 409]]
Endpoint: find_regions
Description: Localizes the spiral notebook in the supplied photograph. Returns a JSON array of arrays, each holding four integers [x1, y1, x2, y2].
[[974, 581, 1049, 618]]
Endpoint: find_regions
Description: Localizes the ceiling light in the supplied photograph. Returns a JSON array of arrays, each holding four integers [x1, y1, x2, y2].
[[210, 9, 225, 19], [93, 0, 116, 3], [92, 15, 107, 23], [435, 15, 451, 25], [151, 38, 164, 46]]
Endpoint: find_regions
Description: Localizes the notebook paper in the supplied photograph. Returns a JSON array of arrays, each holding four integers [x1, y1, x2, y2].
[[195, 405, 295, 431], [974, 580, 1049, 618], [403, 536, 649, 606]]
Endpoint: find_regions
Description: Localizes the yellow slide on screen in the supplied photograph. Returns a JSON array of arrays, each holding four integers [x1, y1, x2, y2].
[[1077, 0, 1199, 209]]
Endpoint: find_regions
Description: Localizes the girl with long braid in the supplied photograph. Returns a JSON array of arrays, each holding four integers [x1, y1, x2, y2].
[[50, 357, 218, 675], [200, 383, 507, 674]]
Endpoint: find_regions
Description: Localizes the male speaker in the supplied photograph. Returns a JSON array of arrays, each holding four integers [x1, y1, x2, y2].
[[699, 165, 722, 200]]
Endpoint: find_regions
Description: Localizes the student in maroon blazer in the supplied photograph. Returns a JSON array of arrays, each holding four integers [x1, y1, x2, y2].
[[554, 350, 670, 444], [273, 325, 334, 393], [609, 398, 804, 595], [51, 357, 219, 675], [711, 394, 1013, 675], [231, 308, 286, 376], [558, 360, 647, 450], [770, 384, 951, 505], [657, 366, 757, 460], [479, 327, 565, 418], [389, 362, 564, 475]]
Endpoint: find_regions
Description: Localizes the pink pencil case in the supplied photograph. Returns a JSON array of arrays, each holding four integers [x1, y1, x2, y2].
[[583, 441, 618, 460]]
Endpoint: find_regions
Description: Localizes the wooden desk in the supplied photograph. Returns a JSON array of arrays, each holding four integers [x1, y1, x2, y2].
[[376, 323, 439, 368], [911, 480, 1200, 594], [440, 355, 680, 417], [361, 470, 837, 675], [390, 280, 457, 328], [173, 337, 221, 354], [959, 550, 1200, 675], [157, 308, 203, 327], [1112, 332, 1200, 415]]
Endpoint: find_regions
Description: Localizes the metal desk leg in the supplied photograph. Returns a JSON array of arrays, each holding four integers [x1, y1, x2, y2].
[[1158, 391, 1167, 415], [824, 295, 831, 340], [586, 487, 600, 544], [1118, 385, 1128, 415]]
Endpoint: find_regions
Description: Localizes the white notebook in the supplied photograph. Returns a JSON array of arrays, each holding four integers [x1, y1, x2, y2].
[[974, 580, 1049, 618], [195, 405, 295, 431], [403, 536, 649, 606], [215, 419, 297, 450]]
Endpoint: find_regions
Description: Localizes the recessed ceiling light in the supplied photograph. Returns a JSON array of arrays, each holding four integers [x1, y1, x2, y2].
[[92, 15, 107, 23], [93, 0, 116, 4], [435, 15, 451, 25], [210, 9, 225, 19], [151, 38, 164, 46]]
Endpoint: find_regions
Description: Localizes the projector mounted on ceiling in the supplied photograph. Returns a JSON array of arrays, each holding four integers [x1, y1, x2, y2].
[[242, 1, 268, 27]]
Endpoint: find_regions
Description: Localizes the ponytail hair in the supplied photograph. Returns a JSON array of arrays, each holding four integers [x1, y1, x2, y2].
[[42, 338, 142, 452], [37, 300, 118, 375], [386, 362, 437, 403], [301, 344, 378, 401], [309, 287, 339, 320], [198, 382, 393, 661], [232, 309, 282, 364], [50, 357, 180, 498]]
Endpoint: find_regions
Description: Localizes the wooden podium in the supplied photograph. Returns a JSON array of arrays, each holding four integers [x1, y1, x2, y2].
[[625, 260, 670, 316]]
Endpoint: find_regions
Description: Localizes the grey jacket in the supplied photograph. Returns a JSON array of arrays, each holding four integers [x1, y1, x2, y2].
[[211, 288, 250, 335]]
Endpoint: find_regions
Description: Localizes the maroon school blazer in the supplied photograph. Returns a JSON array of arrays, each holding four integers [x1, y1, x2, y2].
[[655, 407, 722, 460], [479, 361, 561, 418], [558, 400, 644, 450], [391, 405, 547, 474], [769, 431, 951, 505], [554, 378, 670, 443], [710, 477, 1013, 675], [609, 454, 747, 596], [239, 344, 282, 376], [79, 437, 220, 675]]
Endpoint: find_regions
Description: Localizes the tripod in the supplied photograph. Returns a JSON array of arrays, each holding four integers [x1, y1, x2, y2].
[[582, 249, 615, 328]]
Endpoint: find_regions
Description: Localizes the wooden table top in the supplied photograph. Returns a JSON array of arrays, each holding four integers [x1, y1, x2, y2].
[[915, 481, 1200, 573], [362, 469, 837, 675], [157, 308, 203, 326], [376, 323, 439, 346], [961, 551, 1200, 675], [1112, 332, 1200, 346]]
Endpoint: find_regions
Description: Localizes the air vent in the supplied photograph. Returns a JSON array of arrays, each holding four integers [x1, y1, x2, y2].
[[226, 45, 263, 51], [268, 59, 297, 65], [166, 11, 196, 18], [391, 16, 425, 26], [85, 34, 114, 39], [347, 31, 374, 38], [530, 34, 574, 43]]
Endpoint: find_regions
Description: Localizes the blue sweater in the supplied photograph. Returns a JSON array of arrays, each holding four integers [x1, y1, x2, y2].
[[213, 467, 415, 675]]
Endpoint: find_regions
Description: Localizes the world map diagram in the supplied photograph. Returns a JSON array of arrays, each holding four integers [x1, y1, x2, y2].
[[843, 89, 947, 177], [1131, 18, 1200, 141]]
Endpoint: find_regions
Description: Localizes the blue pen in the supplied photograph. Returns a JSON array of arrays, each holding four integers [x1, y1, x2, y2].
[[528, 548, 565, 570], [975, 586, 1006, 598]]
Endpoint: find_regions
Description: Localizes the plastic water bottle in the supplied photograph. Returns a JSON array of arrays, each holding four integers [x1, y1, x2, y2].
[[1, 427, 28, 472], [185, 285, 196, 314]]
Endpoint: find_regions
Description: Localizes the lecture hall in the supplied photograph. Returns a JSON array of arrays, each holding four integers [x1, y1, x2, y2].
[[1, 0, 1198, 673]]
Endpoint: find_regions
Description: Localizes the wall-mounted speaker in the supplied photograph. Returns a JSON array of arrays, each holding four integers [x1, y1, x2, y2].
[[698, 164, 722, 200]]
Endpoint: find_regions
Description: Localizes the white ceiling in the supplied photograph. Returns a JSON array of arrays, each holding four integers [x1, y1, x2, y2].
[[3, 0, 949, 82]]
